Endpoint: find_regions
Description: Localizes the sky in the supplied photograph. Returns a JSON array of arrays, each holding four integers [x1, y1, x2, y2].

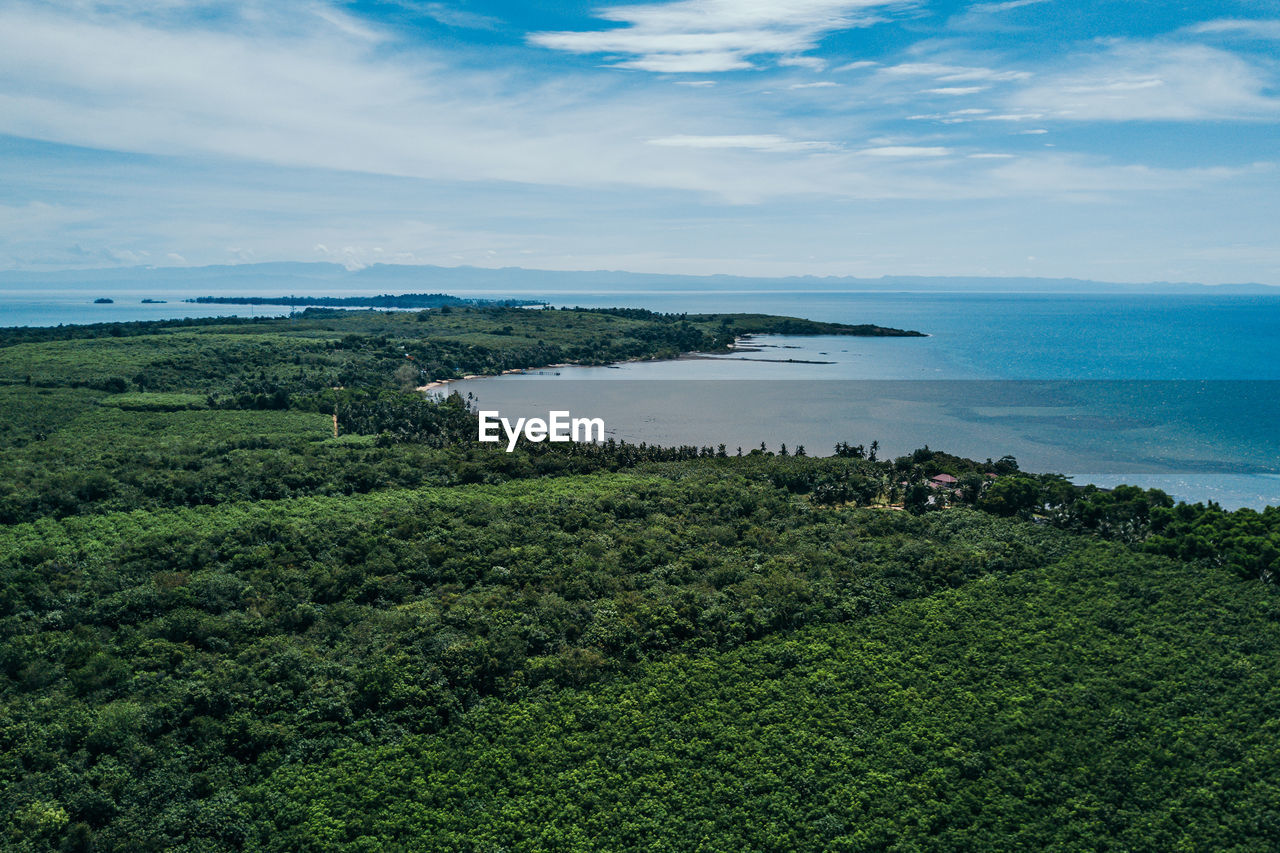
[[1, 0, 1279, 283]]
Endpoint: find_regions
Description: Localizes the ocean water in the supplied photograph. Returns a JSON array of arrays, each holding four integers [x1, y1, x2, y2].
[[530, 290, 1280, 380], [452, 291, 1280, 508], [0, 295, 300, 327], [3, 284, 1278, 507]]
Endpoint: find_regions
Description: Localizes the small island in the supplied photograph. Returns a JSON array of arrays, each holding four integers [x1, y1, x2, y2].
[[140, 298, 166, 304], [93, 297, 113, 304]]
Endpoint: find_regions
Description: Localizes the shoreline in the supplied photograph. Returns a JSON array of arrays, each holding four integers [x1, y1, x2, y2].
[[417, 334, 770, 395], [414, 323, 929, 394]]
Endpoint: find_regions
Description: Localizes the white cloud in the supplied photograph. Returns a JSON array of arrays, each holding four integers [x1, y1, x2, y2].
[[1186, 19, 1280, 40], [311, 6, 383, 41], [529, 0, 900, 73], [1, 2, 809, 198], [790, 81, 840, 89], [979, 156, 1273, 197], [907, 108, 991, 121], [1009, 42, 1280, 121], [908, 109, 1040, 123], [834, 60, 877, 71], [860, 146, 950, 156], [4, 138, 1272, 276], [410, 2, 502, 30], [779, 56, 828, 70], [8, 1, 1096, 210], [1, 0, 1277, 281], [612, 51, 753, 73], [881, 62, 1031, 82], [967, 0, 1049, 14], [65, 0, 393, 40], [648, 134, 839, 152], [925, 86, 988, 94]]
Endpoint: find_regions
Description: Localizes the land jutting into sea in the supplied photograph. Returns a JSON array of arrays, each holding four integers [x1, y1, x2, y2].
[[2, 301, 1279, 851]]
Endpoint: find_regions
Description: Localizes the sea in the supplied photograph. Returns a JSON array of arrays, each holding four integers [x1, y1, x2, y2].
[[2, 285, 1278, 509]]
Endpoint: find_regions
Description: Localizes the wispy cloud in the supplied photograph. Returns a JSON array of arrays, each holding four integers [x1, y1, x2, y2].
[[907, 109, 1041, 123], [408, 2, 502, 31], [881, 62, 1032, 82], [528, 0, 901, 73], [860, 146, 950, 156], [48, 0, 392, 39], [1009, 42, 1280, 120], [979, 156, 1273, 197], [648, 134, 839, 152], [779, 56, 828, 70], [946, 0, 1052, 32], [968, 0, 1050, 14], [1, 0, 1277, 282], [0, 2, 728, 194], [1186, 19, 1280, 40]]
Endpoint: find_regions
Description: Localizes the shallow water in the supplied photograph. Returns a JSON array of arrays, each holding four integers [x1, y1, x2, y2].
[[443, 297, 1280, 509]]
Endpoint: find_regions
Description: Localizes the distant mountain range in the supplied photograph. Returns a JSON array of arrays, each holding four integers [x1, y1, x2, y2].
[[186, 293, 540, 308], [0, 261, 1275, 296]]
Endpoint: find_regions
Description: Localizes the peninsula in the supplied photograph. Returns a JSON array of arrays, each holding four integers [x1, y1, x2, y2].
[[2, 302, 1278, 852]]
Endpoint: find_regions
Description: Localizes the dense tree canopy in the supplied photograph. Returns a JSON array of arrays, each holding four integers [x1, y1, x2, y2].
[[1, 306, 1276, 850]]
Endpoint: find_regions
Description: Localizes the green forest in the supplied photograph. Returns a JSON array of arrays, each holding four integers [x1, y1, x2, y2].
[[2, 306, 1278, 851]]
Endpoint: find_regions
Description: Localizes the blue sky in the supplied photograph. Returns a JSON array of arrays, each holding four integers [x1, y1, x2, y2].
[[1, 0, 1278, 282]]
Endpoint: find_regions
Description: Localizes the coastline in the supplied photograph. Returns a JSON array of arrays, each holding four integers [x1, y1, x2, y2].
[[416, 334, 767, 395], [417, 367, 531, 393]]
